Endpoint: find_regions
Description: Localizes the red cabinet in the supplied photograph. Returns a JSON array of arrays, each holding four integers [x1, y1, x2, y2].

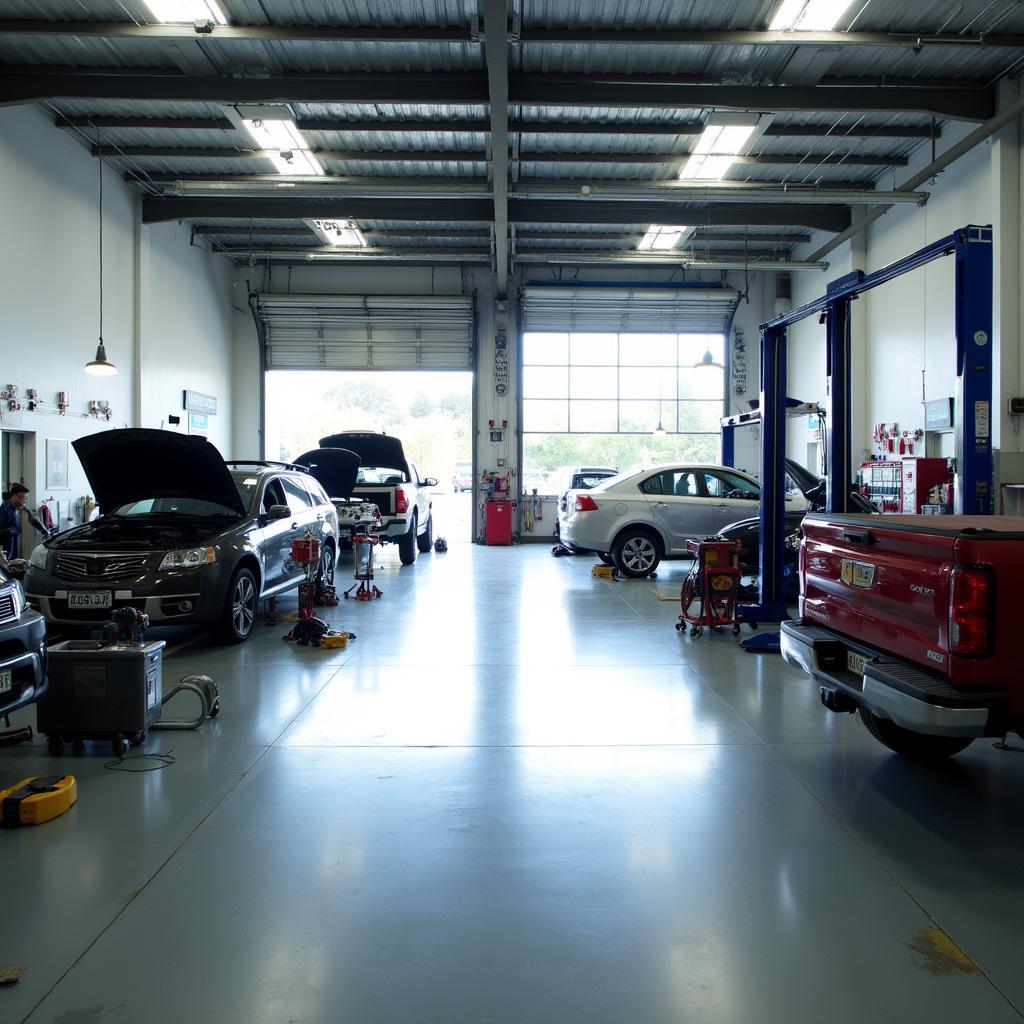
[[485, 501, 513, 545]]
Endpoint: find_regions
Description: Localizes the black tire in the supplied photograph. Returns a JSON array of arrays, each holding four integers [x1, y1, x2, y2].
[[398, 514, 418, 565], [112, 735, 129, 757], [417, 513, 433, 553], [317, 543, 335, 591], [48, 736, 65, 756], [597, 552, 614, 565], [215, 566, 258, 644], [859, 707, 974, 759], [130, 730, 146, 747], [611, 529, 662, 579]]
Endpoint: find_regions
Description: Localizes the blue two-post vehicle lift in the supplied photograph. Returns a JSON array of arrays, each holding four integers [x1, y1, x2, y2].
[[723, 224, 994, 626]]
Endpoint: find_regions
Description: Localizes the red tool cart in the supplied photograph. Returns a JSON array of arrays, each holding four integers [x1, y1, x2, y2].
[[676, 537, 744, 638]]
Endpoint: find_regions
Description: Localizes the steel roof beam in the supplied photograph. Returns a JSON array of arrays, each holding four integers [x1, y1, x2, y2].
[[1, 69, 489, 105], [3, 21, 1022, 50], [97, 144, 906, 168], [483, 0, 510, 296], [143, 196, 849, 232], [21, 70, 990, 119], [509, 77, 994, 121], [56, 114, 939, 141]]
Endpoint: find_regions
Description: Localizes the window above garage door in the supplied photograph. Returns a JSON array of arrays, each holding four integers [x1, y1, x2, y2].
[[253, 293, 475, 371]]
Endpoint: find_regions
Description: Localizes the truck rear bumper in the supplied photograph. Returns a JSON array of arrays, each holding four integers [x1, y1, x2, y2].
[[780, 620, 1006, 738]]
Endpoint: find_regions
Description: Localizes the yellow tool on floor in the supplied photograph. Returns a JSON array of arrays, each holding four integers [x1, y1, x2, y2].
[[1, 775, 77, 828], [592, 565, 616, 578]]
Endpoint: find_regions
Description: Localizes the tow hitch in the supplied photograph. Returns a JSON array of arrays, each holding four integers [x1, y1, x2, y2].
[[820, 687, 858, 714]]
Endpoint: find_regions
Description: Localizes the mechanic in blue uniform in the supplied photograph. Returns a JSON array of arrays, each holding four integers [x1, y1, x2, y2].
[[0, 483, 30, 559]]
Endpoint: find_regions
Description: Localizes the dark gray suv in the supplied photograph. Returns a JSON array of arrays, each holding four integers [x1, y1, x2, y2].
[[0, 566, 47, 717], [24, 429, 349, 643]]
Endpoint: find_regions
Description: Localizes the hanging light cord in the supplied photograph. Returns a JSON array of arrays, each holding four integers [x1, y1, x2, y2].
[[98, 128, 103, 344]]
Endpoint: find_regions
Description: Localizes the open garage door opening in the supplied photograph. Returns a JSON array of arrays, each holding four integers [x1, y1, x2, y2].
[[265, 371, 474, 543]]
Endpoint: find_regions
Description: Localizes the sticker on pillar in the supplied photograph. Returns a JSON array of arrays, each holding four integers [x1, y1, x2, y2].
[[188, 412, 209, 437], [974, 401, 990, 449], [494, 329, 509, 396]]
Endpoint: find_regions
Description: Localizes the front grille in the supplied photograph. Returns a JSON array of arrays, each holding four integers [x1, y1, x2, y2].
[[54, 553, 150, 583], [0, 591, 15, 624]]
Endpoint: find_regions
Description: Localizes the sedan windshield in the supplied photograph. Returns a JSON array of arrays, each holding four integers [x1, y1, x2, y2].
[[111, 497, 240, 517]]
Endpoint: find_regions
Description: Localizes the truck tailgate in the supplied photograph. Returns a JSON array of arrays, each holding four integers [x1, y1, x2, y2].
[[800, 514, 1024, 696]]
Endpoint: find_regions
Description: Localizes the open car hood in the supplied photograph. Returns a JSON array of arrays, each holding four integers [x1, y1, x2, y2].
[[73, 429, 246, 517], [293, 448, 361, 500], [319, 432, 409, 475]]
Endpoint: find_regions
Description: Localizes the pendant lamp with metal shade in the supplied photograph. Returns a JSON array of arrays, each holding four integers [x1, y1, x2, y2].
[[85, 137, 117, 377]]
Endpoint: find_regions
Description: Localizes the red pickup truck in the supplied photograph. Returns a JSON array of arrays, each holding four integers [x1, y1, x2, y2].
[[781, 514, 1023, 759]]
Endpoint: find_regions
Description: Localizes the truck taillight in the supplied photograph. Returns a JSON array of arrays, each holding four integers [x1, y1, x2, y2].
[[575, 494, 599, 512], [949, 567, 992, 657], [395, 488, 409, 514]]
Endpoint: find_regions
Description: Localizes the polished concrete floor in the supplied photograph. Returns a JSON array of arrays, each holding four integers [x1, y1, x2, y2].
[[4, 542, 1024, 1023]]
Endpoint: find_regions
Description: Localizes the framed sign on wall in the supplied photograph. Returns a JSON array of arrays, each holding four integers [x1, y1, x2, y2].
[[45, 438, 69, 489]]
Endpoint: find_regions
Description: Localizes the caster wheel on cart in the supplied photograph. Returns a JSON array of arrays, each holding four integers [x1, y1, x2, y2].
[[675, 621, 683, 632], [112, 735, 130, 757], [130, 731, 146, 747], [210, 699, 220, 718], [749, 622, 758, 631], [733, 625, 741, 636], [47, 736, 65, 756]]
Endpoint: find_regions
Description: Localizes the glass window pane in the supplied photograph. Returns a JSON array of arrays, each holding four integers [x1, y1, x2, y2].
[[569, 333, 617, 365], [570, 400, 617, 432], [678, 333, 725, 368], [704, 470, 759, 498], [523, 332, 568, 365], [668, 470, 702, 497], [679, 365, 724, 400], [639, 472, 667, 495], [678, 401, 724, 433], [523, 399, 568, 432], [523, 365, 568, 399], [570, 366, 617, 399], [620, 332, 677, 366], [619, 400, 659, 432], [619, 366, 664, 400]]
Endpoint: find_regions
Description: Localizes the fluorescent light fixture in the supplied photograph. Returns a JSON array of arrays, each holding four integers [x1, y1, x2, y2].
[[143, 0, 227, 24], [637, 225, 690, 251], [240, 111, 324, 176], [309, 219, 368, 247], [679, 118, 760, 181], [770, 0, 853, 31]]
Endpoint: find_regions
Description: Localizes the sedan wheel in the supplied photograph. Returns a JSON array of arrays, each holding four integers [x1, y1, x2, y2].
[[216, 566, 258, 644], [612, 530, 661, 579]]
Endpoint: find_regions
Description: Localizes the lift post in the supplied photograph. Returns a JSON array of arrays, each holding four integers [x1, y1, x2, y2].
[[739, 224, 993, 625]]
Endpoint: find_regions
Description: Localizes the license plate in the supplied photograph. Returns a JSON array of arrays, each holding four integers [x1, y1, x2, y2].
[[68, 591, 113, 610], [0, 669, 11, 694], [847, 650, 868, 675]]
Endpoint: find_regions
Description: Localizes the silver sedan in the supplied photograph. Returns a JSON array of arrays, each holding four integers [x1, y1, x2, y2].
[[560, 463, 762, 578]]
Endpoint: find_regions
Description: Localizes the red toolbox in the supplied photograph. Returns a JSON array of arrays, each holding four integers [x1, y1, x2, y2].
[[485, 500, 513, 545]]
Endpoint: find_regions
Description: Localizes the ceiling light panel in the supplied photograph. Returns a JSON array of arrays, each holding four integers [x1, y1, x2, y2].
[[770, 0, 853, 31], [637, 225, 690, 251], [241, 116, 324, 176], [309, 220, 368, 247], [143, 0, 228, 24], [679, 118, 761, 181]]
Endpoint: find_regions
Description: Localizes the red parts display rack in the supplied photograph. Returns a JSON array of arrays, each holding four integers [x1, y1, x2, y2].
[[858, 457, 952, 513], [676, 537, 744, 638]]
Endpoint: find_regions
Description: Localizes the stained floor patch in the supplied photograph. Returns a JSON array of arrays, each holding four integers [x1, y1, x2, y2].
[[907, 928, 982, 976]]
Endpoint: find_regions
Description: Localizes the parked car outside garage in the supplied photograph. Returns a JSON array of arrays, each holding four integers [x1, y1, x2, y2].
[[561, 463, 763, 578], [24, 429, 340, 643], [451, 461, 473, 492], [553, 465, 619, 538]]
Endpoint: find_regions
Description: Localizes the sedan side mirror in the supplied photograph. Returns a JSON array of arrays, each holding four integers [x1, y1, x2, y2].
[[266, 504, 291, 520], [423, 477, 438, 487]]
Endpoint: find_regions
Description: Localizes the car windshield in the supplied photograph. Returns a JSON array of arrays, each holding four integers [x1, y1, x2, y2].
[[110, 497, 241, 517], [357, 465, 408, 485], [231, 473, 261, 512]]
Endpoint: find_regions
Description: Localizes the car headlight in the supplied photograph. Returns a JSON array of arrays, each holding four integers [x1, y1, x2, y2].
[[159, 547, 217, 570], [28, 545, 49, 570]]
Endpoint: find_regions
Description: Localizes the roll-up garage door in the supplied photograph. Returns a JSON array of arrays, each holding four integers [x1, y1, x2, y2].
[[255, 294, 475, 371], [520, 286, 739, 334]]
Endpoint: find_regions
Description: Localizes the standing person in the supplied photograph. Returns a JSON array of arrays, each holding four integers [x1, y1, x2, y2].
[[0, 483, 29, 559]]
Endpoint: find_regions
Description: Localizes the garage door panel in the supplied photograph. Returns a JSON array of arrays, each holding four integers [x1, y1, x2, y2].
[[256, 293, 475, 371]]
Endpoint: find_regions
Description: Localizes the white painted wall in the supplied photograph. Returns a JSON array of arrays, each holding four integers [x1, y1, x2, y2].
[[0, 104, 234, 529]]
